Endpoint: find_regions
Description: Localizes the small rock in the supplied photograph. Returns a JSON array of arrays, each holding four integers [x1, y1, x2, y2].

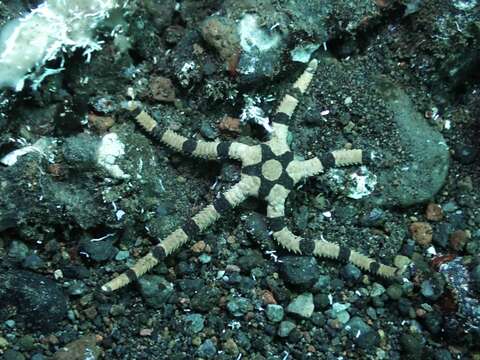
[[139, 328, 153, 337], [410, 222, 433, 246], [191, 241, 206, 253], [341, 264, 362, 282], [261, 290, 277, 305], [67, 280, 88, 296], [360, 208, 385, 227], [8, 241, 29, 263], [449, 229, 470, 251], [278, 321, 296, 338], [399, 333, 425, 355], [114, 250, 130, 261], [88, 114, 115, 133], [52, 334, 101, 360], [453, 143, 477, 165], [79, 237, 117, 262], [200, 122, 218, 140], [109, 304, 125, 316], [425, 203, 443, 221], [83, 306, 97, 320], [0, 336, 9, 349], [223, 338, 239, 355], [387, 284, 403, 300], [219, 116, 241, 133], [184, 313, 205, 334], [279, 256, 321, 288], [137, 275, 174, 309], [191, 287, 221, 312], [432, 223, 453, 248], [0, 271, 67, 331], [149, 76, 176, 102], [22, 254, 44, 270], [394, 255, 412, 269], [420, 278, 444, 301], [3, 350, 26, 360], [266, 304, 284, 323], [286, 293, 314, 319], [197, 339, 217, 359], [198, 254, 212, 264], [5, 319, 15, 328], [370, 283, 386, 297], [226, 297, 253, 317], [346, 316, 379, 349]]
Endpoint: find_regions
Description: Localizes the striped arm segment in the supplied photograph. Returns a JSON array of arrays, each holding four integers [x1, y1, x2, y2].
[[270, 59, 319, 148], [130, 105, 248, 162], [102, 175, 260, 292], [266, 187, 399, 279], [287, 149, 367, 184]]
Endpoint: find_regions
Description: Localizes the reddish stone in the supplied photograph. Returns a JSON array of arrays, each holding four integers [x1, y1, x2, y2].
[[425, 203, 443, 221]]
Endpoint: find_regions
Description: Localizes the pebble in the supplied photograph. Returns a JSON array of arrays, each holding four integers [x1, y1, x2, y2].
[[341, 264, 362, 282], [346, 316, 379, 349], [399, 333, 425, 355], [278, 321, 296, 338], [114, 250, 130, 261], [286, 293, 315, 319], [31, 354, 46, 360], [386, 284, 403, 300], [67, 280, 88, 296], [18, 335, 35, 351], [449, 229, 470, 251], [453, 143, 477, 164], [191, 240, 206, 253], [410, 222, 433, 246], [79, 237, 117, 262], [0, 271, 67, 330], [432, 222, 453, 248], [227, 297, 253, 317], [266, 304, 284, 323], [52, 334, 100, 360], [279, 256, 321, 288], [139, 328, 153, 337], [8, 241, 29, 263], [425, 203, 443, 221], [5, 319, 15, 328], [420, 278, 445, 301], [393, 255, 412, 269], [22, 254, 44, 270], [0, 336, 8, 348], [433, 349, 453, 360], [200, 122, 218, 140], [184, 313, 205, 334], [198, 253, 212, 264], [370, 283, 386, 297], [360, 208, 385, 227], [197, 339, 217, 359], [138, 275, 174, 309], [3, 350, 26, 360], [222, 338, 239, 355], [191, 287, 221, 312]]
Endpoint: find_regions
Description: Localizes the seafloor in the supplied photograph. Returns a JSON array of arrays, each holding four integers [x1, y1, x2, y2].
[[0, 0, 479, 359]]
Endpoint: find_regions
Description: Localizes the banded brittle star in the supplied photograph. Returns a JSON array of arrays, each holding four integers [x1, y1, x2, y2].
[[102, 59, 400, 292]]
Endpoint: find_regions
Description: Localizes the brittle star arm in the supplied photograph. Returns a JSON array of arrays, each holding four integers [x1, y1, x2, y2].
[[102, 174, 260, 292], [286, 149, 368, 184], [265, 186, 399, 278], [268, 59, 318, 153], [129, 103, 250, 162]]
